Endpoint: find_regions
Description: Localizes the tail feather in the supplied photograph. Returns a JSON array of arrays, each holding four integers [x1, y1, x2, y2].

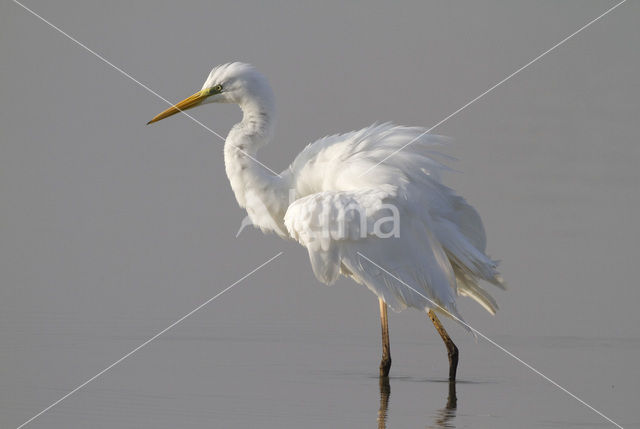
[[455, 267, 499, 315]]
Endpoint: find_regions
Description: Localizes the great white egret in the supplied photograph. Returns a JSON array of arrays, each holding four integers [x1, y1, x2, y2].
[[148, 62, 504, 380]]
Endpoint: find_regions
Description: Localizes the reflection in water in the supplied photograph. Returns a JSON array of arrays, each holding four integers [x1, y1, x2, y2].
[[429, 381, 457, 429], [378, 376, 391, 429], [377, 377, 457, 429]]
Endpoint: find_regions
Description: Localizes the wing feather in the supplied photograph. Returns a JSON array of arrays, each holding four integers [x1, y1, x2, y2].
[[284, 189, 465, 323], [282, 122, 503, 322]]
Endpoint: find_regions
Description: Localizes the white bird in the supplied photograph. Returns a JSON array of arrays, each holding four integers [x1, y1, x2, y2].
[[148, 62, 504, 380]]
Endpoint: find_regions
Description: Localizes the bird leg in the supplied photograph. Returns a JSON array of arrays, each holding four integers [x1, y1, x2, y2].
[[427, 309, 459, 381], [446, 379, 457, 410], [379, 298, 392, 377]]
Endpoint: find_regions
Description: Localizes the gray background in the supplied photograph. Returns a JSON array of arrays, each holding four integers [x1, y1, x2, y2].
[[1, 1, 638, 428]]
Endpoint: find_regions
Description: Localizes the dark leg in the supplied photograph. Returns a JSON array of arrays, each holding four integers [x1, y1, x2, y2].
[[427, 309, 459, 381], [379, 298, 391, 377], [446, 379, 457, 409]]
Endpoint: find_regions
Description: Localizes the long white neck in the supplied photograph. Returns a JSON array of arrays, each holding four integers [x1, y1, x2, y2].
[[224, 92, 291, 236]]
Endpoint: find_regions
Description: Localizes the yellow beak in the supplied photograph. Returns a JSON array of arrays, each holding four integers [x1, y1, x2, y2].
[[147, 90, 208, 124]]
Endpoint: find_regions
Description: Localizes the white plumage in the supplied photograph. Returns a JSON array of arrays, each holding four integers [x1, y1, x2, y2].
[[283, 122, 504, 322], [149, 62, 504, 327]]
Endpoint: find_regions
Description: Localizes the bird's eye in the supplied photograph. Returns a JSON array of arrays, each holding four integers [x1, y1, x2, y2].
[[213, 84, 223, 93]]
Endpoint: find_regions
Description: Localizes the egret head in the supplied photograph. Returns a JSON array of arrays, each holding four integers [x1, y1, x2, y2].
[[147, 62, 273, 125]]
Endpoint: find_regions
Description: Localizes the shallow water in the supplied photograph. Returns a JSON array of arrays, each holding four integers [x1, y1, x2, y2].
[[3, 313, 638, 428]]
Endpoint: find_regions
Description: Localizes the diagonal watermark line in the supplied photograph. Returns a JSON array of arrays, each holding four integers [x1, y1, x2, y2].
[[12, 0, 282, 178], [358, 0, 627, 178], [356, 251, 624, 429], [15, 252, 284, 429]]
